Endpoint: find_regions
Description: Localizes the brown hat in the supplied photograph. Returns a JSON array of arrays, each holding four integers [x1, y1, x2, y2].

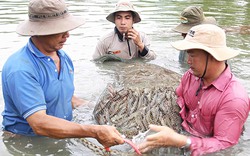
[[16, 0, 85, 36], [106, 0, 141, 24], [172, 6, 217, 34], [171, 24, 239, 61]]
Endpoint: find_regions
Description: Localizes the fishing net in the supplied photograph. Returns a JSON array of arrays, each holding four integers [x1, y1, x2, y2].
[[93, 62, 183, 138]]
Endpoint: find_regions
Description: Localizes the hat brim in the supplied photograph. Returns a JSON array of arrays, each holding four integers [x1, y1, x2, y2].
[[171, 39, 239, 61], [106, 10, 141, 24], [172, 17, 217, 34], [16, 14, 85, 36]]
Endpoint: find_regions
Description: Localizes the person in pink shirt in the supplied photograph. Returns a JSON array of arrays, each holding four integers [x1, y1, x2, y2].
[[138, 24, 250, 156]]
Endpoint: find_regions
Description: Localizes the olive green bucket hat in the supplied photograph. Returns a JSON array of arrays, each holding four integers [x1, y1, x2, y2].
[[106, 0, 141, 23], [173, 6, 217, 34]]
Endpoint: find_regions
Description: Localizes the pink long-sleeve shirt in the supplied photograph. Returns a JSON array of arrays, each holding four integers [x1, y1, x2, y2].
[[176, 66, 249, 156]]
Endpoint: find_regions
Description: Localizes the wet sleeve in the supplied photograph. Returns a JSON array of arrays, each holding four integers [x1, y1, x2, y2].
[[189, 98, 249, 156]]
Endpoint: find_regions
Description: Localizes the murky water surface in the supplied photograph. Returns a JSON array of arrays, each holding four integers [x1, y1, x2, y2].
[[0, 0, 249, 155]]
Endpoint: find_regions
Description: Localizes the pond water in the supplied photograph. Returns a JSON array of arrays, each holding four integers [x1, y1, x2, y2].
[[0, 0, 249, 155]]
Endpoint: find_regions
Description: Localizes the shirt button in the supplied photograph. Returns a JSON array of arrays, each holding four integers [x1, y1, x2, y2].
[[48, 58, 51, 61], [191, 114, 195, 118], [55, 69, 57, 72]]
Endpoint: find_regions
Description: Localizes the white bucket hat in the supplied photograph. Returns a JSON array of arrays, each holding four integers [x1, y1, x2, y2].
[[171, 24, 239, 61], [106, 0, 141, 24], [16, 0, 85, 36], [172, 6, 217, 34]]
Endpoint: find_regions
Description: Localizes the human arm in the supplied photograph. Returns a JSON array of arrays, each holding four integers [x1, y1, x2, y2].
[[3, 64, 124, 147], [26, 110, 124, 147], [127, 28, 156, 60], [138, 100, 248, 156]]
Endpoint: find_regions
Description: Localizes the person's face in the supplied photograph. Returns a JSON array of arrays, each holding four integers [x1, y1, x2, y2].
[[114, 11, 134, 33], [36, 32, 69, 53], [187, 49, 208, 77]]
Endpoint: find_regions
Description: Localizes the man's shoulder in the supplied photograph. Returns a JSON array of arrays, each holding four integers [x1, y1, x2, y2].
[[179, 69, 198, 84], [4, 46, 28, 65], [182, 69, 194, 78]]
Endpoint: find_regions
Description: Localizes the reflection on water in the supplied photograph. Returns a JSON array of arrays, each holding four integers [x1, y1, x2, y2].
[[2, 134, 71, 156], [0, 0, 249, 155]]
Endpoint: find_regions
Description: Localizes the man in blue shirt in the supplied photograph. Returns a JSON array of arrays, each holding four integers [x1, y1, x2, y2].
[[1, 0, 124, 149]]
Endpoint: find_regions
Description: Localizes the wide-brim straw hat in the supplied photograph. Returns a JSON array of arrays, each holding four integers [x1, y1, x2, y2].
[[171, 24, 239, 61], [173, 6, 217, 34], [106, 0, 141, 24], [16, 0, 85, 36]]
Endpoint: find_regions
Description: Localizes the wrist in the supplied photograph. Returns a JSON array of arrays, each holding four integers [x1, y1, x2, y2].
[[84, 125, 99, 138], [181, 137, 191, 149], [137, 42, 144, 50]]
